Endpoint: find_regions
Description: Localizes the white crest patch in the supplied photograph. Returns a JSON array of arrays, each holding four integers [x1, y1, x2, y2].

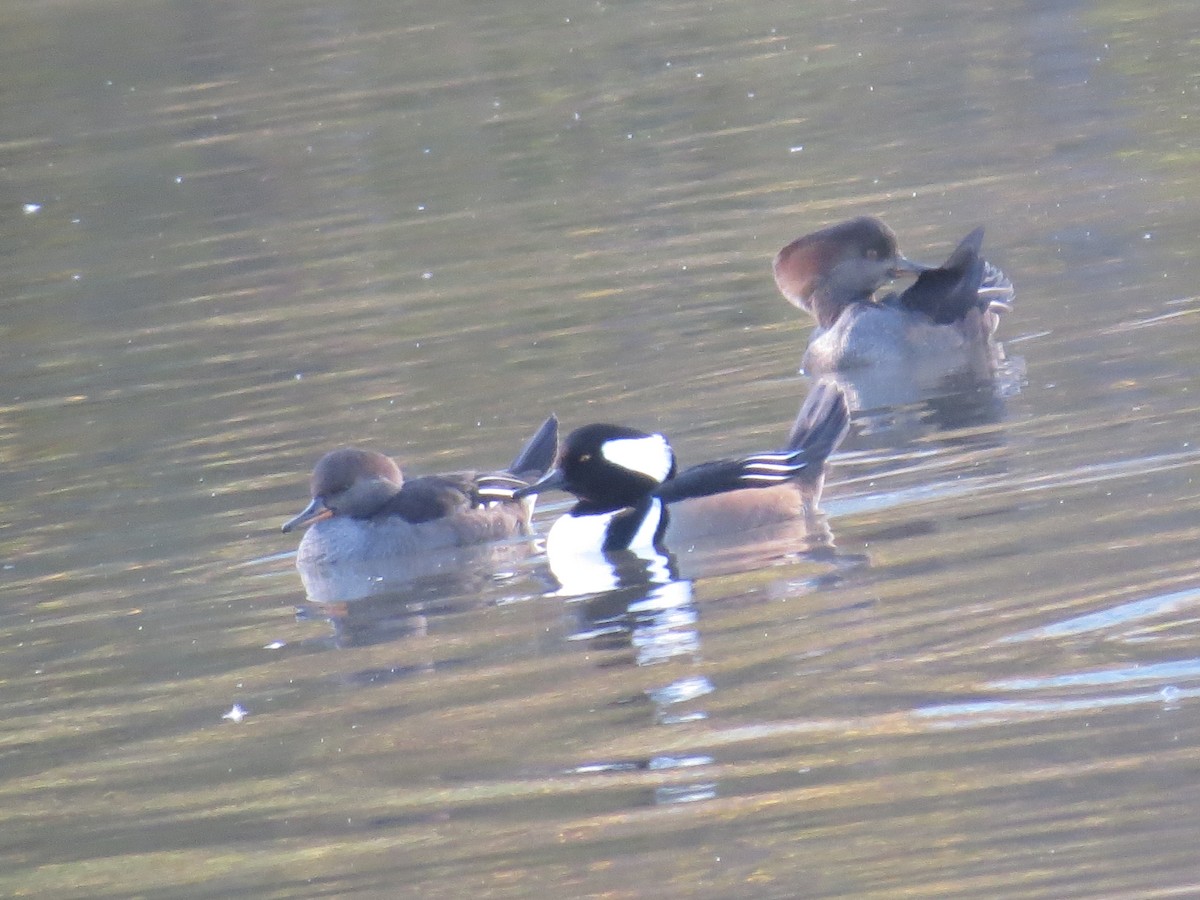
[[600, 434, 673, 482]]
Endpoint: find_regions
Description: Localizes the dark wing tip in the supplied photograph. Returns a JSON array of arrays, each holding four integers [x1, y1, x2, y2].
[[507, 413, 560, 479]]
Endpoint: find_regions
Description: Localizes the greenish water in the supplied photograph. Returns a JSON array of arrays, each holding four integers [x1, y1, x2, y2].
[[3, 0, 1200, 896]]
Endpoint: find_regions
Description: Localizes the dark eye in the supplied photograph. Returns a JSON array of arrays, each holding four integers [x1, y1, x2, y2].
[[578, 453, 592, 463], [866, 249, 878, 260]]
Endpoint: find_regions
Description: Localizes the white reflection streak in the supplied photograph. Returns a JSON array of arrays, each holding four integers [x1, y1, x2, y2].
[[690, 681, 1200, 748], [915, 684, 1200, 729], [999, 585, 1200, 643], [990, 658, 1200, 691], [1102, 306, 1198, 333], [827, 448, 1200, 520]]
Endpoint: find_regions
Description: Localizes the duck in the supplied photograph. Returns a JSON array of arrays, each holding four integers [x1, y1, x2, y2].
[[515, 380, 849, 555], [281, 415, 558, 566], [772, 217, 1015, 374]]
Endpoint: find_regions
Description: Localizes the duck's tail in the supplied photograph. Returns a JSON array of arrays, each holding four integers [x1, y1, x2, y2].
[[507, 414, 559, 480], [654, 382, 849, 503], [474, 414, 560, 509], [897, 226, 992, 325], [784, 379, 851, 466]]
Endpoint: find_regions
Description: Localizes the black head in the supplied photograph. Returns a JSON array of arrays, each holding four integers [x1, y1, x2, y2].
[[518, 423, 677, 513], [773, 217, 924, 327]]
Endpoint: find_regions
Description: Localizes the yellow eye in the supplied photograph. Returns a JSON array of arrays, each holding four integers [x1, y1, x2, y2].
[[578, 453, 592, 463]]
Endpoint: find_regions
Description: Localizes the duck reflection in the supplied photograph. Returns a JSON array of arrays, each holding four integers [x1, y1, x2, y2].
[[548, 541, 709, 718], [555, 547, 698, 670], [548, 530, 861, 807], [551, 542, 717, 804], [826, 348, 1025, 445], [295, 539, 540, 650]]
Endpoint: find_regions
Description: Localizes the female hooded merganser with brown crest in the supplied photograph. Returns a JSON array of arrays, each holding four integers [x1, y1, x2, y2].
[[772, 217, 1014, 374], [516, 381, 850, 555], [282, 415, 558, 567]]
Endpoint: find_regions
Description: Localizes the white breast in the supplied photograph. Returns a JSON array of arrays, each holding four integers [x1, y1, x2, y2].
[[546, 500, 664, 554], [546, 508, 621, 555], [544, 504, 671, 595]]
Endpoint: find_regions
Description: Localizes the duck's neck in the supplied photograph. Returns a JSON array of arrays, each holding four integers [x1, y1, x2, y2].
[[602, 497, 667, 551], [809, 282, 870, 329]]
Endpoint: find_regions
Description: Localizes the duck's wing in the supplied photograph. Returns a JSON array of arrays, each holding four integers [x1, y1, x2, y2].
[[380, 474, 475, 523], [896, 226, 989, 325], [474, 471, 536, 504], [653, 453, 809, 503], [655, 383, 849, 504], [977, 261, 1015, 315], [463, 414, 562, 505]]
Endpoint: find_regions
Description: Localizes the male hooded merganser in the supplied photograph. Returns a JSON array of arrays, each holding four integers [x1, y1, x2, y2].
[[282, 415, 558, 566], [516, 381, 849, 554], [772, 217, 1015, 373]]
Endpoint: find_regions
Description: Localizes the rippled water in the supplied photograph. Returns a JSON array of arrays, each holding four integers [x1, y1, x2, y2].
[[3, 0, 1200, 896]]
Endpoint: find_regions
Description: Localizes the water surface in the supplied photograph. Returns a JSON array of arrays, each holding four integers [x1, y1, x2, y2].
[[3, 0, 1200, 896]]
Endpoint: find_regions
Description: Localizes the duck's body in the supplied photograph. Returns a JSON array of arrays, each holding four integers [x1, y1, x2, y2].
[[289, 500, 530, 568], [518, 381, 849, 556], [282, 415, 558, 567], [663, 479, 820, 544], [773, 217, 1014, 374], [657, 381, 847, 543]]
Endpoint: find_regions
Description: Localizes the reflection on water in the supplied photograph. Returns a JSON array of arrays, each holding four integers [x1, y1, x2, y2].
[[1000, 584, 1200, 645], [837, 347, 1025, 434], [291, 540, 544, 653], [295, 540, 541, 604], [550, 548, 714, 805]]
